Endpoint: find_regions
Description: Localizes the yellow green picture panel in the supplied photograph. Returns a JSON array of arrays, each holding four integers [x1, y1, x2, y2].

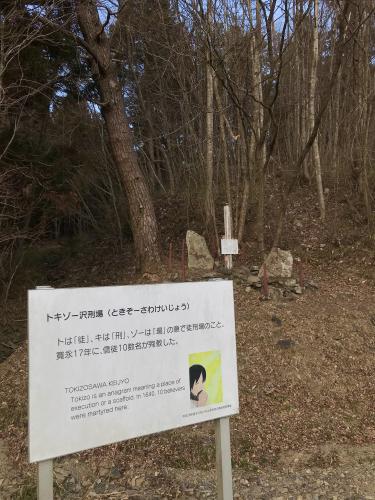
[[189, 350, 223, 406]]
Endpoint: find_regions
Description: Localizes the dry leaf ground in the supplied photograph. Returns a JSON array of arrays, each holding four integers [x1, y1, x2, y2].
[[0, 190, 375, 498], [0, 255, 375, 498]]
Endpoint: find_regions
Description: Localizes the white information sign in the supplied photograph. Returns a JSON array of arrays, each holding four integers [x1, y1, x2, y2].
[[221, 238, 239, 255], [28, 281, 239, 462]]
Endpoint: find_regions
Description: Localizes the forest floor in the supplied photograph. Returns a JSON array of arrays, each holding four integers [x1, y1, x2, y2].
[[0, 189, 375, 499]]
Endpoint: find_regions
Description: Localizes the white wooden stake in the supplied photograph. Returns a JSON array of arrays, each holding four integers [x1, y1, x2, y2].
[[215, 417, 233, 500], [34, 286, 54, 500], [224, 205, 233, 270]]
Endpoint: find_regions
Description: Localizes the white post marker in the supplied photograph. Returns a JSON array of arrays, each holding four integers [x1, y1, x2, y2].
[[224, 204, 233, 270], [221, 205, 238, 271], [34, 286, 54, 500]]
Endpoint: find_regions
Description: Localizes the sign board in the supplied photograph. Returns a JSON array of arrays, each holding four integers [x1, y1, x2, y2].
[[221, 238, 238, 255], [28, 281, 239, 462]]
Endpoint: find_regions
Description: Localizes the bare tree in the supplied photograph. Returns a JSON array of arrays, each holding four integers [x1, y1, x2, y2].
[[73, 1, 162, 272], [309, 0, 326, 220]]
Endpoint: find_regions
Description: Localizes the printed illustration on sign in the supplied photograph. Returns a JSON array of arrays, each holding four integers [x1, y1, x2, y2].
[[189, 350, 222, 407]]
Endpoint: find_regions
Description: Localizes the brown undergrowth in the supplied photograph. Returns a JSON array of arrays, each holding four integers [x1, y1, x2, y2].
[[0, 188, 374, 497]]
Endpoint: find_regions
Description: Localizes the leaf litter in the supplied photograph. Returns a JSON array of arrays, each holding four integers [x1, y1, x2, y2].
[[0, 247, 375, 498]]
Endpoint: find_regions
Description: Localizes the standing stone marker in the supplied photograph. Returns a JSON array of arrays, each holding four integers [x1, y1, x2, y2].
[[258, 248, 293, 279], [186, 230, 214, 271]]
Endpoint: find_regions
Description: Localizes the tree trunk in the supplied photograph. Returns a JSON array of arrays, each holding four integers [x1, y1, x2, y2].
[[75, 1, 161, 272], [272, 0, 351, 248], [309, 0, 325, 220], [204, 0, 218, 249], [297, 0, 310, 182], [237, 114, 250, 243], [214, 78, 232, 210], [358, 4, 373, 235], [253, 0, 266, 253]]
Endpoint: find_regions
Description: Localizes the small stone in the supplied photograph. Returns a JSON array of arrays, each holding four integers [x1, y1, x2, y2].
[[142, 272, 161, 282], [282, 291, 297, 301], [240, 479, 249, 486], [233, 266, 250, 280], [64, 475, 82, 493], [285, 278, 297, 287], [247, 275, 261, 286], [245, 287, 251, 293], [131, 475, 145, 488], [306, 280, 319, 289], [99, 466, 110, 477], [259, 294, 271, 301], [293, 285, 303, 294], [277, 339, 295, 349], [264, 382, 275, 394], [54, 466, 70, 480], [271, 315, 282, 326], [202, 272, 219, 279], [268, 287, 282, 301], [110, 466, 122, 479]]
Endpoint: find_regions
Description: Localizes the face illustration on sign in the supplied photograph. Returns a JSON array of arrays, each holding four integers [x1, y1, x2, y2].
[[189, 364, 208, 407]]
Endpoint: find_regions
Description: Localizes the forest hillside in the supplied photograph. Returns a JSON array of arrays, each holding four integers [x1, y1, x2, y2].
[[0, 1, 374, 498]]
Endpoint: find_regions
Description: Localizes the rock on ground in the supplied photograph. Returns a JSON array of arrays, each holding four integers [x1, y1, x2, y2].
[[259, 248, 293, 279]]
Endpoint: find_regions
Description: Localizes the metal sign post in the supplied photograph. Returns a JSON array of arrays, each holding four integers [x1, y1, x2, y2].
[[218, 206, 235, 499], [34, 286, 54, 500], [38, 459, 53, 500], [216, 417, 234, 500]]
